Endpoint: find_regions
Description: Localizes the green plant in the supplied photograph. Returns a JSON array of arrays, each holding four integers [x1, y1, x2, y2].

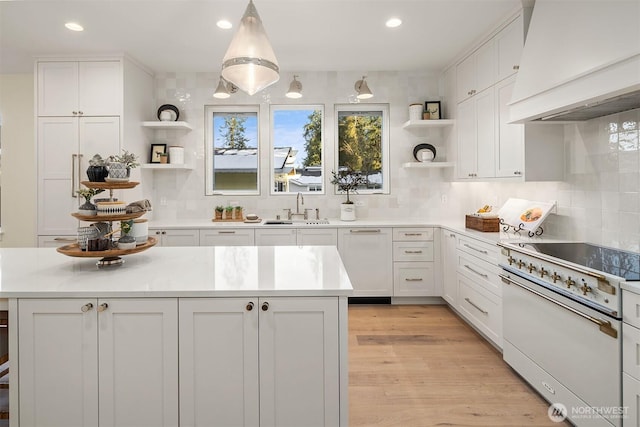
[[120, 220, 133, 235], [109, 150, 140, 169], [215, 205, 224, 213], [76, 187, 104, 202], [88, 154, 107, 167], [330, 169, 366, 204], [224, 205, 234, 212]]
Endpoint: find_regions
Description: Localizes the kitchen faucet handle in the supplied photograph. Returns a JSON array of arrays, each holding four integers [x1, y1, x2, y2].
[[283, 208, 292, 220], [304, 208, 313, 220]]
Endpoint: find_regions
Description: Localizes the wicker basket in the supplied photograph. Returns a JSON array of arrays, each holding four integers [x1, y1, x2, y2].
[[465, 215, 500, 232]]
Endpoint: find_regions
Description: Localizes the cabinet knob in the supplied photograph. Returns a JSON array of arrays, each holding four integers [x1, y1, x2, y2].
[[78, 111, 84, 115], [513, 65, 520, 70], [246, 302, 254, 311], [72, 111, 78, 115], [261, 302, 269, 312], [155, 231, 161, 235], [81, 303, 94, 312], [97, 303, 109, 312]]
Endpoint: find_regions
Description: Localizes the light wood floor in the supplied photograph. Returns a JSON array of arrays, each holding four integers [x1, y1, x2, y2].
[[348, 304, 568, 426]]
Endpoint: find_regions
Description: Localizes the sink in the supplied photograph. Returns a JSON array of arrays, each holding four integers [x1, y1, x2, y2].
[[263, 220, 293, 225], [262, 219, 330, 225]]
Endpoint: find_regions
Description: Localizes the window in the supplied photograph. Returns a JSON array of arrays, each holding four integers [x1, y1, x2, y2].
[[270, 105, 324, 194], [205, 105, 260, 195], [335, 104, 390, 194]]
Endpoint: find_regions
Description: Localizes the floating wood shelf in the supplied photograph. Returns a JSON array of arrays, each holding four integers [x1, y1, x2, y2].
[[402, 162, 455, 169], [141, 121, 192, 130], [402, 119, 455, 130]]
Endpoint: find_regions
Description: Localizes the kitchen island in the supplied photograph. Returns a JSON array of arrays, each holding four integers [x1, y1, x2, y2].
[[0, 245, 352, 427]]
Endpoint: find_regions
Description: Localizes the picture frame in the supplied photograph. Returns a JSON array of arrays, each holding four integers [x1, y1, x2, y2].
[[150, 144, 167, 163], [424, 101, 442, 120]]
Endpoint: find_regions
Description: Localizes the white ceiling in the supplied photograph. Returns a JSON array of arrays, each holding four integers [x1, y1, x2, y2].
[[0, 0, 521, 74]]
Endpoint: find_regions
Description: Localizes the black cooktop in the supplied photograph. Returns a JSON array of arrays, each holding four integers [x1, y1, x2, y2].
[[517, 242, 640, 281]]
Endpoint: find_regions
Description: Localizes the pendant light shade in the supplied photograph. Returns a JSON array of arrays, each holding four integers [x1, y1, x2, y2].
[[213, 76, 238, 99], [285, 75, 303, 98], [221, 0, 279, 96], [355, 76, 373, 99]]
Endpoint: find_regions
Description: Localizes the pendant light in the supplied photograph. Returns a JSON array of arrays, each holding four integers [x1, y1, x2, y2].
[[213, 76, 238, 99], [221, 0, 279, 96], [354, 76, 373, 99], [285, 75, 303, 98]]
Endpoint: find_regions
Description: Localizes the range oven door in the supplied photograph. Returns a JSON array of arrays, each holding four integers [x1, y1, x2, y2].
[[501, 272, 622, 427]]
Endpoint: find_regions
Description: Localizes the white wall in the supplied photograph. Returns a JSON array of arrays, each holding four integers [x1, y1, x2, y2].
[[0, 73, 36, 247]]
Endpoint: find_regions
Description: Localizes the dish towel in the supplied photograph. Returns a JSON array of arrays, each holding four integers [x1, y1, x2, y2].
[[126, 199, 153, 213]]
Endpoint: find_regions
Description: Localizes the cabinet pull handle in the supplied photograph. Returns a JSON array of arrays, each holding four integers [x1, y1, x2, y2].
[[404, 233, 422, 236], [464, 298, 488, 315], [81, 303, 93, 312], [77, 153, 83, 195], [464, 264, 488, 279], [449, 233, 456, 238], [71, 154, 78, 197], [246, 302, 254, 311], [404, 250, 423, 254], [218, 231, 236, 234], [405, 278, 423, 282], [350, 229, 381, 233], [463, 243, 488, 255], [261, 302, 269, 311], [513, 65, 520, 70], [54, 237, 77, 242], [97, 303, 109, 312]]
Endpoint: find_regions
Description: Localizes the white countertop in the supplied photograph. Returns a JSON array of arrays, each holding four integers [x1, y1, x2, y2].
[[0, 246, 353, 298], [148, 218, 442, 229]]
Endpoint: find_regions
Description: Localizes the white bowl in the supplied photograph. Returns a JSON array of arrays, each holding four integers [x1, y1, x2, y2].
[[117, 241, 136, 250]]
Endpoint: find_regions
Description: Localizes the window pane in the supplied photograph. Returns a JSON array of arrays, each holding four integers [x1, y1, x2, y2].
[[336, 104, 389, 193], [205, 106, 260, 195], [271, 105, 324, 194]]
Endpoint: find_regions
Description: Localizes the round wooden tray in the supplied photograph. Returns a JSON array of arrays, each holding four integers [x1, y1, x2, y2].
[[56, 236, 157, 258], [81, 181, 140, 190], [72, 211, 146, 222]]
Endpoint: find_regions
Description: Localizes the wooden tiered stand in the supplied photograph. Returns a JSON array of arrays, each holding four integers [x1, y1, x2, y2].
[[56, 181, 156, 267]]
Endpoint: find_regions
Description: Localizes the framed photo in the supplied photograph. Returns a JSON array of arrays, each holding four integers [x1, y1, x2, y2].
[[425, 101, 442, 120], [150, 144, 167, 163]]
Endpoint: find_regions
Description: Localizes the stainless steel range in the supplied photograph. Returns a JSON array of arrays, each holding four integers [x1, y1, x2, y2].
[[498, 241, 639, 427]]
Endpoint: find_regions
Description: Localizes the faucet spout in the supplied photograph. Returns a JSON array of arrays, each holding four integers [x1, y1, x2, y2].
[[296, 192, 304, 213]]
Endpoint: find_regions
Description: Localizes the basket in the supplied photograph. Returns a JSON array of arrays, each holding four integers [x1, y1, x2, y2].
[[465, 215, 500, 232]]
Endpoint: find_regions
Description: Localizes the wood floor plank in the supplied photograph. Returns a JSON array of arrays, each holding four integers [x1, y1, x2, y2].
[[348, 304, 568, 426]]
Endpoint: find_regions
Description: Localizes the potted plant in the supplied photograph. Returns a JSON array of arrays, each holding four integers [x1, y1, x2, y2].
[[158, 152, 169, 164], [108, 150, 140, 180], [224, 205, 234, 220], [234, 206, 243, 220], [86, 154, 109, 182], [214, 205, 224, 220], [117, 219, 136, 250], [76, 187, 105, 216], [330, 169, 366, 221]]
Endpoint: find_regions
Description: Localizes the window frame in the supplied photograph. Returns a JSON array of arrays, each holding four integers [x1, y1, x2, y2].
[[334, 103, 390, 195], [204, 104, 261, 196], [269, 104, 325, 195]]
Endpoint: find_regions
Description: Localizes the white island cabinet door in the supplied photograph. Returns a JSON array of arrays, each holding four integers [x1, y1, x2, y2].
[[259, 297, 340, 427], [337, 227, 393, 296], [255, 228, 297, 246], [98, 298, 178, 427], [297, 228, 338, 246], [18, 298, 99, 427], [179, 298, 260, 427]]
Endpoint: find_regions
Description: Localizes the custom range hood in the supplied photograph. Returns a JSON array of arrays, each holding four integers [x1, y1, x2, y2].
[[509, 0, 640, 123]]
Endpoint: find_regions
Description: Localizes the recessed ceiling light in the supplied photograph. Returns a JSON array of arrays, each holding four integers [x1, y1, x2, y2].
[[216, 20, 232, 29], [65, 22, 84, 32], [385, 18, 402, 28]]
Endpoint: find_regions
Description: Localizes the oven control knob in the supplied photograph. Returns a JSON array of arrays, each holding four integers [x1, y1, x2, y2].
[[528, 263, 537, 273], [507, 256, 515, 266], [580, 283, 593, 296], [551, 272, 561, 283], [565, 277, 576, 289], [517, 259, 525, 269], [539, 267, 548, 278]]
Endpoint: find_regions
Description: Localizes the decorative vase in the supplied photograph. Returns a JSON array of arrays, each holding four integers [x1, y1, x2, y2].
[[340, 203, 356, 221], [108, 162, 129, 180], [235, 207, 243, 220], [78, 200, 97, 216], [215, 211, 223, 220], [159, 155, 168, 164], [225, 210, 233, 220], [86, 165, 109, 182]]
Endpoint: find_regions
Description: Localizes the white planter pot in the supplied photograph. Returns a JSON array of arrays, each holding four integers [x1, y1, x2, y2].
[[340, 203, 356, 221]]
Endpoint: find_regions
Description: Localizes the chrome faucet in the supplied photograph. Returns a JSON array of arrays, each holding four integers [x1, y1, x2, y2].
[[286, 192, 307, 220], [296, 192, 304, 214]]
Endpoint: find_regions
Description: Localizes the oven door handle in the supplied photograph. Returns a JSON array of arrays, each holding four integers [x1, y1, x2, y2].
[[500, 274, 618, 339]]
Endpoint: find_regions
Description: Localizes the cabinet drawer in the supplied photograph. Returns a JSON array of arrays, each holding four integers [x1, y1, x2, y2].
[[624, 372, 640, 426], [623, 290, 640, 329], [456, 250, 502, 297], [200, 228, 255, 246], [392, 228, 433, 241], [393, 242, 433, 262], [393, 262, 436, 297], [624, 323, 640, 380], [458, 274, 502, 347], [457, 235, 499, 264]]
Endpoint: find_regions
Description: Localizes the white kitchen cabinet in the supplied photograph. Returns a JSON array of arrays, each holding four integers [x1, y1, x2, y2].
[[495, 76, 524, 177], [456, 40, 496, 104], [338, 228, 393, 297], [623, 290, 640, 426], [18, 298, 178, 427], [495, 15, 524, 82], [200, 228, 255, 246], [441, 230, 458, 306], [37, 116, 120, 237], [623, 373, 640, 426], [37, 60, 122, 117], [457, 87, 495, 179], [150, 228, 200, 246], [392, 228, 437, 297], [255, 228, 338, 246], [179, 297, 340, 427]]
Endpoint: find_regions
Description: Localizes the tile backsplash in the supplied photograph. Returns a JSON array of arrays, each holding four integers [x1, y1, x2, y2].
[[150, 71, 640, 251]]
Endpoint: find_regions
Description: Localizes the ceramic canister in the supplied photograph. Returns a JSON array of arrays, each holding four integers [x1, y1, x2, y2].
[[168, 146, 184, 165], [131, 218, 149, 244], [409, 104, 423, 121]]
